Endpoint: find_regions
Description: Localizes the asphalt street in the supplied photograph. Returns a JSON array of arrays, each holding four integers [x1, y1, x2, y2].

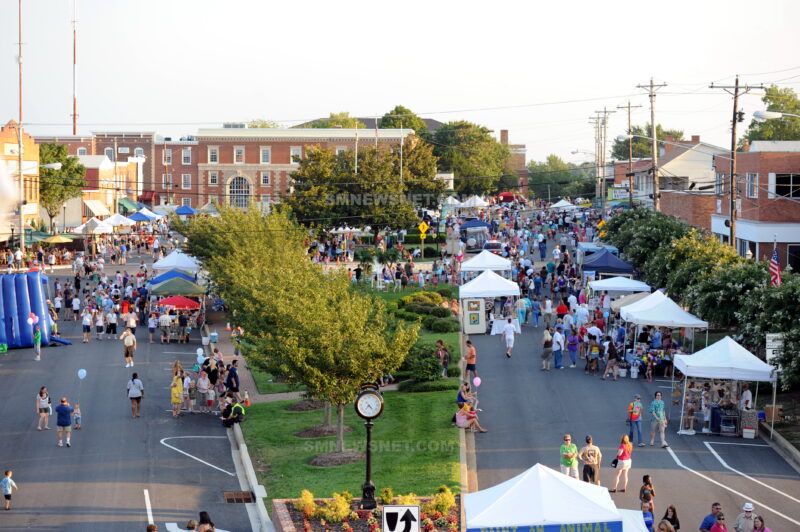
[[0, 267, 252, 531], [470, 317, 800, 530]]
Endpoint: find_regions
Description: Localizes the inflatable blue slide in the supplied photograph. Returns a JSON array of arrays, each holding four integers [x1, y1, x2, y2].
[[0, 271, 53, 348]]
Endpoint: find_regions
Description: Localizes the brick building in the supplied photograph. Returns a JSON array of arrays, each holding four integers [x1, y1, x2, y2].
[[500, 129, 528, 191], [0, 120, 40, 239], [710, 141, 800, 270]]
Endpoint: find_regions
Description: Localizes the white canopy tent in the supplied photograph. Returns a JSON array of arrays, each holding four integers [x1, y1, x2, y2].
[[443, 196, 461, 206], [459, 269, 520, 299], [465, 463, 643, 532], [623, 296, 708, 328], [611, 291, 652, 313], [457, 195, 489, 208], [589, 276, 651, 293], [104, 213, 136, 226], [619, 291, 667, 321], [550, 199, 574, 209], [74, 217, 113, 234], [138, 206, 163, 219], [152, 250, 202, 272], [461, 250, 513, 272]]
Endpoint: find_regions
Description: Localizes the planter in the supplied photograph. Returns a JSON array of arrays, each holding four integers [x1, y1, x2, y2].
[[618, 368, 627, 377], [630, 368, 639, 379], [201, 336, 210, 346]]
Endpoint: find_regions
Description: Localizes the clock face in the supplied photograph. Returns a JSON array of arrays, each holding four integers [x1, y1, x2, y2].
[[357, 392, 383, 419]]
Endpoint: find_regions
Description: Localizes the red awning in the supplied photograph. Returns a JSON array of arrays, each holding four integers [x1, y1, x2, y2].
[[157, 295, 201, 310], [139, 191, 158, 201]]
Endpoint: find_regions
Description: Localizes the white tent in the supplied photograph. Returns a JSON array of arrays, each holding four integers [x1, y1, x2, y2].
[[623, 296, 708, 328], [75, 217, 114, 234], [550, 199, 573, 209], [138, 206, 163, 219], [152, 204, 178, 216], [466, 464, 639, 532], [461, 250, 513, 272], [152, 250, 202, 272], [459, 269, 520, 299], [104, 213, 136, 226], [458, 195, 489, 208], [619, 291, 666, 321], [589, 276, 651, 293], [611, 291, 652, 313], [443, 196, 461, 205], [674, 337, 776, 382]]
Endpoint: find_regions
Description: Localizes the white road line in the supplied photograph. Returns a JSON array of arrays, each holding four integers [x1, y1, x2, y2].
[[707, 442, 769, 447], [163, 351, 197, 354], [159, 436, 235, 476], [666, 446, 800, 526], [704, 442, 800, 504], [143, 489, 154, 525]]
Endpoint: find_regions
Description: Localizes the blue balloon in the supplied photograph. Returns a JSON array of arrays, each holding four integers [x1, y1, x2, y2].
[[77, 368, 87, 380], [603, 311, 609, 319], [197, 354, 205, 364]]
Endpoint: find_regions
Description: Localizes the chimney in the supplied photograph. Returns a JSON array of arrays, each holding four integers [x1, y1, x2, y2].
[[663, 135, 675, 153], [742, 139, 750, 152], [500, 129, 509, 145], [691, 135, 700, 143]]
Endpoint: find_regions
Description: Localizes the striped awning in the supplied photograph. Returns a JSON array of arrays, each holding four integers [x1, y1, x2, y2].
[[83, 199, 111, 216]]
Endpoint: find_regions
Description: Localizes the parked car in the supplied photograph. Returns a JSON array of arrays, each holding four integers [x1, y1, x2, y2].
[[482, 240, 503, 255]]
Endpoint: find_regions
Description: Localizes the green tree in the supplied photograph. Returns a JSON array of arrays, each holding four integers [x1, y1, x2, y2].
[[247, 119, 281, 128], [601, 209, 689, 270], [526, 155, 593, 200], [397, 135, 444, 207], [686, 259, 769, 328], [379, 105, 428, 136], [307, 112, 366, 129], [38, 143, 87, 231], [432, 121, 511, 196], [610, 124, 685, 160], [743, 85, 800, 144]]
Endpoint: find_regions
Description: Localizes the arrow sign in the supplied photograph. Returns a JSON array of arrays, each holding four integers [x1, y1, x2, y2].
[[382, 505, 420, 532]]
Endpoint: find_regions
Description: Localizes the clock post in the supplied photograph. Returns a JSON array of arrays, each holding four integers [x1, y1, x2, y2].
[[355, 382, 384, 510], [362, 418, 376, 509]]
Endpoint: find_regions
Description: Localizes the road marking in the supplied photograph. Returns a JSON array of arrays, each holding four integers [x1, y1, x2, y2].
[[666, 446, 800, 526], [704, 441, 800, 504], [159, 436, 235, 476], [706, 442, 769, 447], [144, 489, 154, 525], [166, 524, 231, 532], [163, 351, 198, 354]]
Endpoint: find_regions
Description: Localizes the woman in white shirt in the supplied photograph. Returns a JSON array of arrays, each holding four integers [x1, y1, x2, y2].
[[81, 310, 92, 343]]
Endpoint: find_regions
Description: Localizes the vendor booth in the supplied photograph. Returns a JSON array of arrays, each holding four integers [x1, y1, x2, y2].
[[461, 250, 513, 280], [465, 463, 648, 532], [611, 291, 651, 313], [582, 249, 634, 277], [588, 276, 651, 293], [674, 337, 777, 438], [459, 269, 520, 335], [550, 199, 575, 210], [153, 250, 202, 272]]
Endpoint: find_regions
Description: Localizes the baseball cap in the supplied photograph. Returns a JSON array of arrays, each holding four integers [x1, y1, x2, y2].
[[742, 503, 754, 511], [634, 394, 641, 399]]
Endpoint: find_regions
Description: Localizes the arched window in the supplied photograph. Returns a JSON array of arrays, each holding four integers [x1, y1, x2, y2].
[[229, 176, 251, 208]]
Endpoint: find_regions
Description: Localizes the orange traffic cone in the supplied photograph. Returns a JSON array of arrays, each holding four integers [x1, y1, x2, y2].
[[244, 391, 251, 407], [226, 322, 231, 332]]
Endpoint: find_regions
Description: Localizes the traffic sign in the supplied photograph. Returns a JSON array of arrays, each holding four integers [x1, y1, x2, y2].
[[382, 505, 419, 532], [417, 221, 429, 233]]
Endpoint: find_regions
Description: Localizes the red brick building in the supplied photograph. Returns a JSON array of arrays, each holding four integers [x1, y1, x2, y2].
[[499, 129, 528, 191]]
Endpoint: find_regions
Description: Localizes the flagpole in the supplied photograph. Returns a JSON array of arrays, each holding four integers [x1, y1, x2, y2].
[[354, 129, 359, 175]]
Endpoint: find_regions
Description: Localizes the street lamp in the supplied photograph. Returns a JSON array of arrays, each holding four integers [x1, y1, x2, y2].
[[753, 110, 800, 121]]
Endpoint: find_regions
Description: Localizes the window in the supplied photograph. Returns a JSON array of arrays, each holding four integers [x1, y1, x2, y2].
[[181, 174, 191, 190], [209, 171, 219, 185], [788, 244, 800, 274], [182, 148, 192, 165], [208, 146, 219, 164], [234, 146, 245, 164], [104, 147, 114, 161], [715, 172, 724, 195], [746, 173, 758, 199], [77, 147, 87, 156], [260, 146, 271, 164], [162, 173, 172, 189], [290, 146, 302, 164], [260, 171, 271, 186], [181, 198, 192, 207], [229, 176, 251, 208], [775, 173, 800, 198], [335, 146, 346, 156], [261, 194, 271, 203], [134, 147, 144, 157], [163, 148, 172, 165], [118, 146, 130, 154]]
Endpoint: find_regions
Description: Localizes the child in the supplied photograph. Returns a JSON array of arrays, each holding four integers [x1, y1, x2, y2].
[[187, 377, 197, 414], [33, 325, 42, 361], [206, 387, 216, 412], [639, 474, 656, 515], [73, 403, 82, 430], [646, 353, 656, 382], [1, 470, 19, 511]]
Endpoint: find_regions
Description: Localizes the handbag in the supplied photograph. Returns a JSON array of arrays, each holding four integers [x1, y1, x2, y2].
[[611, 458, 619, 468]]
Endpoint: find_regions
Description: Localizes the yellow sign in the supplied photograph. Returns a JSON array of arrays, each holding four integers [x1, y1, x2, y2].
[[418, 221, 429, 233], [420, 233, 426, 240]]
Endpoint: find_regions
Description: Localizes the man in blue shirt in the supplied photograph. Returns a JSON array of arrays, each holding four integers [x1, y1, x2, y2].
[[700, 502, 722, 532], [55, 397, 74, 448], [226, 359, 241, 401]]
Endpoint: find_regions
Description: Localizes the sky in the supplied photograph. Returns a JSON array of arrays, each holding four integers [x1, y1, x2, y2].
[[2, 0, 800, 164]]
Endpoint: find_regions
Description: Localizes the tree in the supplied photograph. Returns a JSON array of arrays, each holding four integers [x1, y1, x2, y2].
[[307, 112, 366, 129], [379, 105, 428, 136], [610, 124, 684, 160], [686, 259, 769, 328], [432, 121, 511, 196], [398, 135, 445, 207], [743, 85, 800, 144], [247, 119, 281, 128], [601, 209, 690, 271], [526, 155, 594, 200], [38, 143, 87, 231]]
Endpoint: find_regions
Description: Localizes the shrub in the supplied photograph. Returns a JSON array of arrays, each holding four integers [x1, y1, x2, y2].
[[421, 486, 457, 515], [430, 317, 460, 333], [422, 315, 437, 329], [434, 286, 454, 299], [410, 357, 442, 382], [380, 487, 395, 505], [446, 364, 461, 378], [398, 291, 443, 308], [339, 490, 354, 505], [321, 493, 352, 523], [294, 489, 317, 516], [398, 378, 461, 393], [430, 306, 451, 318], [394, 310, 423, 322], [395, 493, 421, 506], [405, 303, 439, 315]]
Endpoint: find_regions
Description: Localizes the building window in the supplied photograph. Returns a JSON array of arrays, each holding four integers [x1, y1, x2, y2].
[[335, 146, 346, 156], [234, 146, 245, 164], [775, 173, 800, 198], [260, 171, 271, 186], [118, 146, 130, 154], [788, 244, 800, 274], [745, 173, 758, 199], [104, 147, 114, 161], [163, 148, 172, 165], [162, 173, 172, 189], [260, 147, 271, 164], [182, 148, 192, 165], [261, 194, 271, 203], [290, 146, 302, 164], [229, 176, 251, 208], [209, 171, 219, 185], [134, 147, 144, 157], [715, 172, 724, 195], [208, 146, 219, 164], [182, 197, 192, 207], [181, 174, 191, 190], [77, 147, 87, 156]]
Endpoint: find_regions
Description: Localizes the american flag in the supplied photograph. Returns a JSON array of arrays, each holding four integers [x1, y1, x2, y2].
[[770, 247, 782, 287]]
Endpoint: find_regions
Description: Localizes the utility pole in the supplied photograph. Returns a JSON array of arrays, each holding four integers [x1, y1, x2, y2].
[[113, 137, 119, 214], [72, 0, 78, 135], [636, 78, 667, 211], [17, 0, 25, 253], [594, 107, 615, 212], [617, 101, 642, 209], [709, 75, 764, 251], [589, 115, 601, 205]]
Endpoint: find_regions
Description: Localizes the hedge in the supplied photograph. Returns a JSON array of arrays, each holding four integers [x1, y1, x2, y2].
[[398, 378, 461, 393]]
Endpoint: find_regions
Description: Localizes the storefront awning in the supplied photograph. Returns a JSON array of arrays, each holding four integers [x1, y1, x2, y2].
[[139, 191, 158, 201], [83, 199, 111, 217], [118, 197, 139, 213]]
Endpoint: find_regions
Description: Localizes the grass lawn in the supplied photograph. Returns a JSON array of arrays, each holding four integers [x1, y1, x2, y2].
[[242, 390, 460, 510], [250, 367, 306, 395]]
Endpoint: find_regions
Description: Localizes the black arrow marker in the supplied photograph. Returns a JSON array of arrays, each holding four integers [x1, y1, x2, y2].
[[400, 509, 417, 532]]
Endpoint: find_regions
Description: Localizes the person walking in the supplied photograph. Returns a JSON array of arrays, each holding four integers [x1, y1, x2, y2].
[[225, 359, 241, 401], [559, 434, 579, 479], [55, 397, 74, 447], [734, 503, 755, 532], [1, 470, 19, 511], [120, 327, 137, 368], [36, 386, 51, 430], [501, 318, 517, 358], [649, 391, 669, 448], [661, 505, 681, 531], [700, 503, 723, 532], [463, 340, 478, 380], [552, 326, 565, 369], [609, 434, 633, 493], [628, 394, 645, 447], [80, 309, 92, 343], [752, 515, 771, 532], [602, 336, 619, 380], [540, 327, 554, 371], [710, 513, 729, 532], [127, 373, 144, 418], [578, 434, 602, 485]]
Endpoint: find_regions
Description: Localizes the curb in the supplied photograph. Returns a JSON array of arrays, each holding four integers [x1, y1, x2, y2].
[[759, 421, 800, 475], [232, 423, 274, 532]]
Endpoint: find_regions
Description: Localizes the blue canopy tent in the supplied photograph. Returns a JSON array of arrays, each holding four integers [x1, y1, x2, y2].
[[128, 210, 158, 222], [582, 248, 634, 275], [460, 219, 491, 230], [175, 205, 198, 216], [148, 269, 195, 288]]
